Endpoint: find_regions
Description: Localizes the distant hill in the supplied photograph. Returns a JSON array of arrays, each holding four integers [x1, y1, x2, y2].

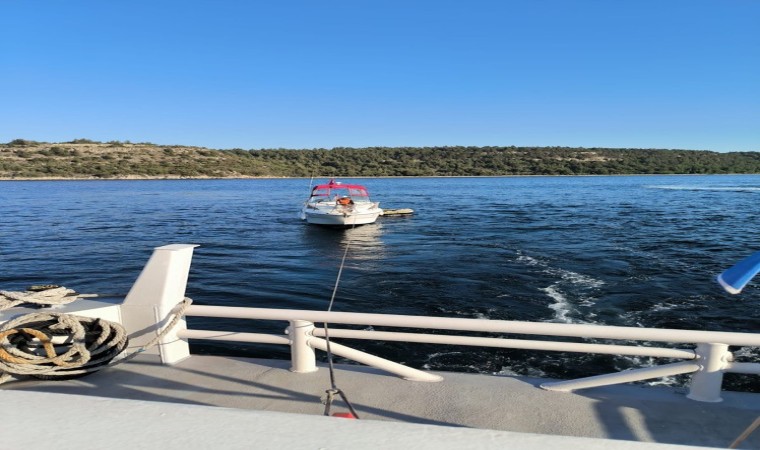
[[1, 139, 759, 179]]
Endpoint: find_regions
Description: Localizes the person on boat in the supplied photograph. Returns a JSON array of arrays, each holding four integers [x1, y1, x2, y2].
[[337, 196, 354, 206]]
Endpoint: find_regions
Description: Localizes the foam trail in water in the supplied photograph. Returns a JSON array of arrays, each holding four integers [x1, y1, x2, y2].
[[495, 366, 549, 378], [646, 185, 760, 193], [422, 351, 481, 372], [517, 251, 604, 323], [540, 284, 572, 323]]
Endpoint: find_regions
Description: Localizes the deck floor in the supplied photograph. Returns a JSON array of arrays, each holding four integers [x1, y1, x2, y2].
[[3, 354, 760, 448]]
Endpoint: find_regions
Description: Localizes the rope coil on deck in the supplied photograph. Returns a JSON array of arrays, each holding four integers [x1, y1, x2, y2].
[[0, 312, 128, 384], [0, 286, 79, 310], [0, 286, 192, 385]]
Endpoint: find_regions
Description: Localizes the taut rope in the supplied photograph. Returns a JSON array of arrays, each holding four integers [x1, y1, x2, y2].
[[321, 217, 360, 419], [729, 416, 760, 449]]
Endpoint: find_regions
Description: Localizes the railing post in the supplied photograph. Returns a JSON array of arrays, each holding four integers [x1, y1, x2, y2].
[[120, 244, 197, 364], [288, 320, 317, 373], [687, 343, 729, 402]]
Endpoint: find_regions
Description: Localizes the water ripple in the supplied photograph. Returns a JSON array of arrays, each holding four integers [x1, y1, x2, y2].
[[1, 175, 759, 391]]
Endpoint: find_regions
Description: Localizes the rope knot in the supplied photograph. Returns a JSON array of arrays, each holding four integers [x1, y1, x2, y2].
[[321, 388, 340, 405]]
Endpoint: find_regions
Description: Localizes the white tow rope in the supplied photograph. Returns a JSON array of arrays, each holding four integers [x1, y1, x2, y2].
[[322, 218, 361, 419]]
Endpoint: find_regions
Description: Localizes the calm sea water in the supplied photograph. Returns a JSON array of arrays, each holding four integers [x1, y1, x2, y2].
[[1, 176, 759, 391]]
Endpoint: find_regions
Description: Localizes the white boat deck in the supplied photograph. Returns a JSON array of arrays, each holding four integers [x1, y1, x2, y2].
[[3, 354, 759, 449], [3, 245, 758, 449]]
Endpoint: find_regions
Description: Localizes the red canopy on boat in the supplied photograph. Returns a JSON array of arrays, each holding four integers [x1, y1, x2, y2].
[[310, 179, 370, 196]]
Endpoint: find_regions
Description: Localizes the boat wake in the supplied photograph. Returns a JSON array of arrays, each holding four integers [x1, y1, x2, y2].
[[516, 251, 604, 324], [647, 185, 760, 193]]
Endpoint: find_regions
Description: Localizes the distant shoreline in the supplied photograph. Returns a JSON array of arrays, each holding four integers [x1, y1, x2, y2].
[[3, 142, 759, 179], [2, 173, 757, 182]]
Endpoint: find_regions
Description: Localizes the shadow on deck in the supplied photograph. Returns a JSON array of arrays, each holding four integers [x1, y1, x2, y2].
[[3, 354, 759, 448]]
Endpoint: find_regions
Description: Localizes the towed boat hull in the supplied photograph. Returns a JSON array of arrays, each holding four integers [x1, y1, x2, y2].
[[303, 208, 383, 226]]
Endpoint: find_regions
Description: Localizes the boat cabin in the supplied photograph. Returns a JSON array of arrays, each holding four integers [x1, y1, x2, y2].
[[308, 179, 373, 204]]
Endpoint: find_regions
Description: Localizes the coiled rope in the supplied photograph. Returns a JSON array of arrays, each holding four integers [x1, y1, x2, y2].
[[0, 312, 128, 384], [0, 285, 79, 310], [0, 286, 192, 385]]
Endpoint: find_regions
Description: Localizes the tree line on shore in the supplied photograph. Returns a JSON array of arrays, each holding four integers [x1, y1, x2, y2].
[[1, 139, 759, 178]]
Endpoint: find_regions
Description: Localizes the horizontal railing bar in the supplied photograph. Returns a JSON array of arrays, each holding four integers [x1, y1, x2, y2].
[[313, 328, 696, 359], [177, 326, 694, 360], [185, 305, 760, 346], [179, 329, 290, 345], [725, 362, 760, 375]]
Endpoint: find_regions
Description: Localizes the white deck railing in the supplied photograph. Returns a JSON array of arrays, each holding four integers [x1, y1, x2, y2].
[[111, 245, 760, 403]]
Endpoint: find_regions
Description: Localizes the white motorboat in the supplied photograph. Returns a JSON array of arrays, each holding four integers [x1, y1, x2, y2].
[[300, 179, 383, 226]]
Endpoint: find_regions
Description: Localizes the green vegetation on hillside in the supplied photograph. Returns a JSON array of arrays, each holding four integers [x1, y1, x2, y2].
[[1, 139, 758, 179]]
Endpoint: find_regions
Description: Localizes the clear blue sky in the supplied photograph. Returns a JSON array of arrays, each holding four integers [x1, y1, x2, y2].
[[1, 1, 758, 151]]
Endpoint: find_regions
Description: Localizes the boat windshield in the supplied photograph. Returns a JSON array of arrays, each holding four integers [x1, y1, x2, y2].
[[309, 187, 370, 201]]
